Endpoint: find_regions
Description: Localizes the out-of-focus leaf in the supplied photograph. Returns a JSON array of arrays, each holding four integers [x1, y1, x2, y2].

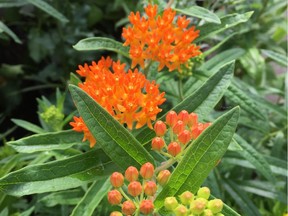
[[196, 12, 254, 42], [0, 0, 27, 8], [0, 149, 116, 196], [261, 49, 288, 66], [69, 85, 154, 169], [19, 206, 34, 216], [27, 0, 69, 23], [174, 6, 221, 24], [71, 177, 111, 216], [73, 37, 129, 58], [154, 107, 239, 213], [0, 21, 22, 44], [7, 130, 84, 153], [11, 119, 45, 134]]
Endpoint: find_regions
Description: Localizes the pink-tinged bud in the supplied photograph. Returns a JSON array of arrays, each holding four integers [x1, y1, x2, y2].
[[157, 169, 171, 185], [144, 181, 157, 196], [190, 198, 207, 214], [127, 181, 142, 197], [179, 191, 194, 205], [154, 120, 167, 136], [173, 204, 188, 216], [140, 162, 154, 179], [168, 142, 181, 157], [164, 197, 178, 211], [178, 110, 189, 124], [202, 209, 213, 216], [197, 187, 210, 200], [110, 172, 124, 188], [151, 137, 165, 151], [187, 112, 198, 127], [166, 111, 178, 126], [125, 166, 139, 182], [207, 199, 223, 214], [108, 190, 122, 205], [178, 129, 191, 145], [110, 211, 123, 216], [203, 122, 211, 129], [139, 200, 154, 215], [122, 200, 136, 215], [172, 120, 185, 135]]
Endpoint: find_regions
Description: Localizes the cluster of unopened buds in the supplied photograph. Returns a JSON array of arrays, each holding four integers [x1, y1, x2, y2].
[[164, 187, 224, 216], [108, 162, 171, 215], [152, 110, 211, 158]]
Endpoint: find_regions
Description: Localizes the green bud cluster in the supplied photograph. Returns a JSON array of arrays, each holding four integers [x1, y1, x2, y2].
[[164, 187, 224, 216], [39, 105, 64, 131]]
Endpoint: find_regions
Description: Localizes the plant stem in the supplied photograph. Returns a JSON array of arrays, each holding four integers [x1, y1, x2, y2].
[[178, 76, 184, 101], [154, 158, 176, 174]]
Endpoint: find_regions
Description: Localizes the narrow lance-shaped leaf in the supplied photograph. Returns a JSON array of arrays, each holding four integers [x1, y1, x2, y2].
[[73, 37, 130, 58], [11, 118, 46, 134], [69, 85, 155, 170], [7, 130, 84, 153], [195, 12, 254, 42], [174, 6, 221, 24], [0, 149, 116, 196], [154, 107, 240, 213], [0, 21, 22, 44], [71, 177, 111, 216], [136, 62, 234, 145], [261, 49, 288, 67]]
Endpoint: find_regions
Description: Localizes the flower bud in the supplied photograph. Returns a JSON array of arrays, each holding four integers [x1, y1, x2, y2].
[[215, 213, 225, 216], [197, 187, 210, 200], [140, 200, 154, 215], [207, 199, 223, 214], [168, 142, 181, 157], [154, 120, 167, 136], [140, 162, 154, 179], [187, 112, 198, 127], [144, 181, 157, 196], [164, 197, 178, 211], [122, 200, 136, 215], [157, 169, 171, 185], [166, 111, 178, 126], [108, 190, 122, 205], [110, 211, 123, 216], [151, 137, 165, 151], [191, 123, 203, 139], [178, 130, 191, 145], [179, 191, 194, 205], [178, 110, 189, 124], [125, 166, 139, 182], [173, 204, 188, 216], [110, 172, 124, 188], [202, 209, 213, 216], [172, 120, 185, 135], [128, 181, 142, 197], [190, 198, 207, 214]]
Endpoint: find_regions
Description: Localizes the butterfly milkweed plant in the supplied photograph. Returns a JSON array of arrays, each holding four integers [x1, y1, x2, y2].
[[1, 0, 287, 216]]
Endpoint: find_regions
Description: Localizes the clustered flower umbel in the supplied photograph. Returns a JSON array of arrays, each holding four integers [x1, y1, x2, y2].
[[152, 110, 211, 158], [70, 57, 166, 147], [164, 187, 224, 216], [108, 162, 171, 216], [122, 4, 201, 72]]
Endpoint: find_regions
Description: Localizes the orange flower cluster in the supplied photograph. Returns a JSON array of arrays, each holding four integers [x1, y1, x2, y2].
[[122, 4, 201, 72], [70, 57, 166, 147]]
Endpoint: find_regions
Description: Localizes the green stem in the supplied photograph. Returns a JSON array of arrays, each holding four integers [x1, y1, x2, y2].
[[118, 188, 131, 201], [154, 158, 176, 174], [144, 60, 152, 77], [178, 76, 184, 101]]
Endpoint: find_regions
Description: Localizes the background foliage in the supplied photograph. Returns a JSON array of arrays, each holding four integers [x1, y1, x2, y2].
[[0, 0, 287, 215]]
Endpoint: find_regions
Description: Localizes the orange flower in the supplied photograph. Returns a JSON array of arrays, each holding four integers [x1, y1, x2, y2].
[[122, 4, 201, 72], [70, 57, 166, 147]]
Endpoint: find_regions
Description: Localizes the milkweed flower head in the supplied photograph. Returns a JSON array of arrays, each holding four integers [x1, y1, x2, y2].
[[122, 4, 201, 72], [70, 57, 166, 147]]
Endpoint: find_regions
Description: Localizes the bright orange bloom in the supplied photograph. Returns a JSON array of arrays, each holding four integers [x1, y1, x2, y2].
[[70, 57, 166, 147], [122, 4, 201, 72]]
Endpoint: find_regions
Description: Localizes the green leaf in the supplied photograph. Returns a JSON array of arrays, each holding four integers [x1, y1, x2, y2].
[[261, 49, 288, 66], [73, 37, 130, 58], [71, 177, 111, 216], [196, 12, 254, 42], [0, 0, 27, 8], [233, 134, 277, 183], [26, 0, 69, 23], [11, 118, 46, 134], [0, 21, 22, 44], [0, 155, 21, 178], [154, 107, 240, 213], [174, 6, 220, 24], [0, 149, 116, 196], [7, 130, 84, 153], [224, 180, 262, 216], [69, 85, 154, 169], [136, 62, 235, 145]]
